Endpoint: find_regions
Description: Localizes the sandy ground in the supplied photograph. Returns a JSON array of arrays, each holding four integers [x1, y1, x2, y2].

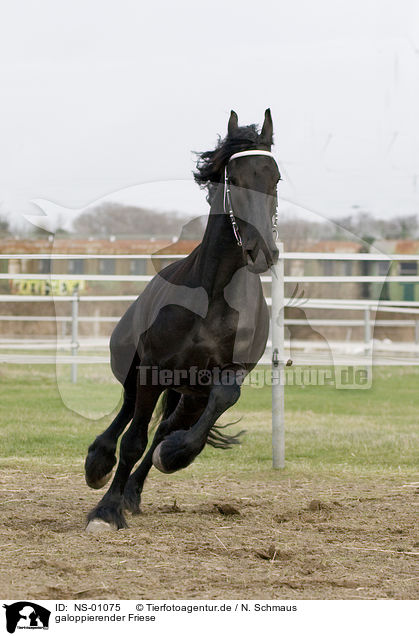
[[0, 467, 417, 600]]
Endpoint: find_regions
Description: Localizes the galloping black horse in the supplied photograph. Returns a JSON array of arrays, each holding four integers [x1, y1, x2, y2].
[[85, 109, 280, 532]]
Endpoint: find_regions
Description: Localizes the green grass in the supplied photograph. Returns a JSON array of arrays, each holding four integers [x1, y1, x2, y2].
[[0, 364, 418, 479]]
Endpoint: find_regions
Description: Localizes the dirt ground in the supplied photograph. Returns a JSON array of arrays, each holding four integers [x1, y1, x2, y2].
[[0, 467, 417, 600]]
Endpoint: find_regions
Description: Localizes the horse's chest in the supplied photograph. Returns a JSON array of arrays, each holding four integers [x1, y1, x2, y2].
[[188, 293, 267, 366]]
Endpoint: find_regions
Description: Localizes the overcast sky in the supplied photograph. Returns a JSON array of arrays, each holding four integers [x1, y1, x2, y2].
[[1, 0, 419, 231]]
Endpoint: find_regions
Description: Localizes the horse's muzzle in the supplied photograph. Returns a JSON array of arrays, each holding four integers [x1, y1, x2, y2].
[[246, 245, 278, 273]]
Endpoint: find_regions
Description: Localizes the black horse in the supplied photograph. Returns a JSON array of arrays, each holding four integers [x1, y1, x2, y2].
[[85, 109, 280, 532]]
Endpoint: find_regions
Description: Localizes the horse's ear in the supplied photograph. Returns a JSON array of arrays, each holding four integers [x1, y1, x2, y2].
[[261, 108, 273, 146], [228, 110, 238, 136]]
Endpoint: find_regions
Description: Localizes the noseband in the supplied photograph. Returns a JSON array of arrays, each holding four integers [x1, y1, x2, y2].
[[223, 150, 279, 247]]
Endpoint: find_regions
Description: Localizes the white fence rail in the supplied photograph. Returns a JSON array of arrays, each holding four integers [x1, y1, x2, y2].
[[2, 249, 419, 469], [1, 252, 419, 356], [3, 273, 419, 283], [2, 252, 419, 260]]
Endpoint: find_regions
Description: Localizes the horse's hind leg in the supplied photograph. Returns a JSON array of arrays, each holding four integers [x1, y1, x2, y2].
[[86, 384, 162, 531], [152, 374, 241, 474], [123, 393, 207, 514]]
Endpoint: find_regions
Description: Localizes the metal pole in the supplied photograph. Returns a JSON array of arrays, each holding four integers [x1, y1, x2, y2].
[[415, 320, 419, 345], [93, 308, 100, 339], [364, 306, 371, 356], [271, 241, 285, 469], [71, 291, 79, 383]]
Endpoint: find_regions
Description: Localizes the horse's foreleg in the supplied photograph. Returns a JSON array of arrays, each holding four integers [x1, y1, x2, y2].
[[123, 394, 207, 514], [86, 385, 162, 532], [152, 375, 241, 474], [84, 388, 136, 489]]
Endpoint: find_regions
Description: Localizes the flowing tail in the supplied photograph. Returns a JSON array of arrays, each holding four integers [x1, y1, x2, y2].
[[207, 420, 246, 449], [154, 389, 246, 449]]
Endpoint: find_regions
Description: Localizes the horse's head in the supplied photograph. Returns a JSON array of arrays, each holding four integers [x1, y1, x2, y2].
[[194, 109, 281, 274], [225, 109, 280, 273]]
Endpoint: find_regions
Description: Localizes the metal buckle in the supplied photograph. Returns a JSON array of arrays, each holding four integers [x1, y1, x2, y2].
[[272, 204, 279, 240]]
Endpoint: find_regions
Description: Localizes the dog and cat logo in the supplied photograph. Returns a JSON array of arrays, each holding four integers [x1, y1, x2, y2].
[[2, 602, 50, 633]]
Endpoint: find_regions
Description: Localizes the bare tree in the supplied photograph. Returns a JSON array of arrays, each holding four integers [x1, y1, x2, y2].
[[0, 214, 11, 237], [72, 202, 194, 238]]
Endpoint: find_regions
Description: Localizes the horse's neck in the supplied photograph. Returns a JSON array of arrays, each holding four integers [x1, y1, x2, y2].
[[197, 189, 246, 297]]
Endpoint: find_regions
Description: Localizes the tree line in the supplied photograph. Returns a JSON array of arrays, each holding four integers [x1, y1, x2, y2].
[[1, 202, 418, 244]]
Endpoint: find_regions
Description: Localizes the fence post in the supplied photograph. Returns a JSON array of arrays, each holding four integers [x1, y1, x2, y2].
[[415, 320, 419, 345], [364, 306, 372, 356], [71, 291, 79, 383], [93, 308, 100, 339], [271, 241, 285, 469]]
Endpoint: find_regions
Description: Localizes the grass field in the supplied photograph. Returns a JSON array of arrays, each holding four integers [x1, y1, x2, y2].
[[1, 364, 417, 476], [0, 363, 418, 600]]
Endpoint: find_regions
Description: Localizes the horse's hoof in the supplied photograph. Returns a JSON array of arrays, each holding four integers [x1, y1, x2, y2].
[[152, 443, 174, 474], [85, 519, 117, 534], [85, 470, 113, 490], [123, 489, 142, 515], [124, 501, 141, 515]]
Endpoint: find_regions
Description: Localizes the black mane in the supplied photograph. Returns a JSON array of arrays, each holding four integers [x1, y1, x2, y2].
[[193, 123, 269, 203]]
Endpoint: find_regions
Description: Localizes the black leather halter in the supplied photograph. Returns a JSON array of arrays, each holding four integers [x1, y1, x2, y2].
[[223, 150, 279, 247]]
